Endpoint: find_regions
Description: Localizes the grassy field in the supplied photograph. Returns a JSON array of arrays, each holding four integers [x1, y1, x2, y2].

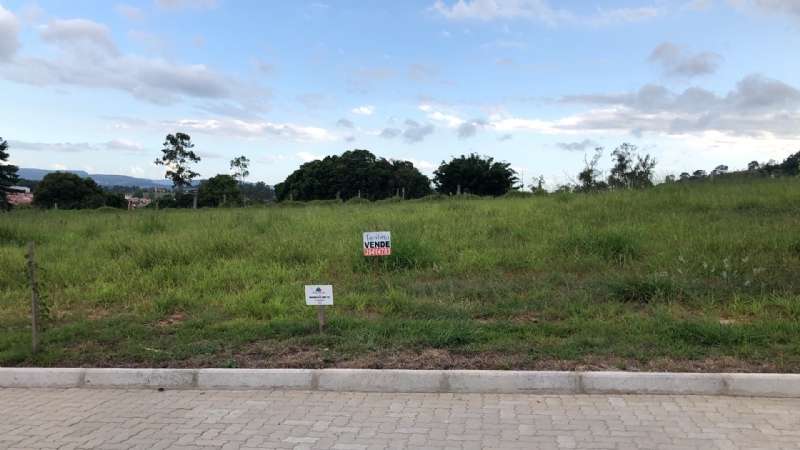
[[2, 177, 800, 371]]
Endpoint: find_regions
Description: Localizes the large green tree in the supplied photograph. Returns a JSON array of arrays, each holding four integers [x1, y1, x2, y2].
[[155, 133, 201, 191], [433, 153, 517, 196], [198, 174, 241, 207], [0, 137, 19, 211], [275, 149, 432, 201], [33, 173, 107, 209]]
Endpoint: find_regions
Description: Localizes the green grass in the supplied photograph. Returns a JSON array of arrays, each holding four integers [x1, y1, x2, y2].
[[2, 177, 800, 371]]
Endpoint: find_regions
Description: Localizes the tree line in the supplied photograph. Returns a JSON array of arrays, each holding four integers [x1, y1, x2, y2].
[[2, 132, 799, 211]]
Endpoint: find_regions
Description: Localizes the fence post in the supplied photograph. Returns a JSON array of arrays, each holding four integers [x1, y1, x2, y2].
[[26, 242, 40, 354]]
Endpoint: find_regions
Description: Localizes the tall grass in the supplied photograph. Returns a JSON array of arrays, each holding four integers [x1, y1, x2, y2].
[[1, 177, 799, 370]]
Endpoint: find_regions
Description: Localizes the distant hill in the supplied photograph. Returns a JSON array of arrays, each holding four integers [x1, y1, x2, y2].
[[18, 168, 174, 188]]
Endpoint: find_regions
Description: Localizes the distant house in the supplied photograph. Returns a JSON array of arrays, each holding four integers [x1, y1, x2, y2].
[[6, 186, 33, 206]]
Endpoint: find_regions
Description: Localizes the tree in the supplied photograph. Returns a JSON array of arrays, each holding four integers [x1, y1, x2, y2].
[[780, 151, 800, 176], [230, 155, 250, 203], [529, 175, 547, 196], [607, 143, 656, 189], [240, 181, 275, 203], [0, 137, 19, 211], [275, 149, 432, 201], [679, 172, 691, 181], [433, 153, 516, 196], [230, 155, 250, 185], [198, 174, 241, 207], [33, 173, 107, 209], [155, 133, 201, 191], [576, 148, 607, 193], [711, 165, 729, 177]]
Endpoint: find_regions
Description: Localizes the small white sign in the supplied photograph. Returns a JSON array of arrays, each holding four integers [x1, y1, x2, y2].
[[363, 231, 392, 256], [305, 285, 333, 306]]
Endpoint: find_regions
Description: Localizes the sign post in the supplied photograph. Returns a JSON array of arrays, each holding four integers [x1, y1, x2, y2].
[[305, 285, 333, 333], [363, 231, 391, 256]]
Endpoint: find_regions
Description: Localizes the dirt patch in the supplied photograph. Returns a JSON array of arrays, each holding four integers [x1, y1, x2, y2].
[[222, 346, 785, 373], [157, 312, 187, 327]]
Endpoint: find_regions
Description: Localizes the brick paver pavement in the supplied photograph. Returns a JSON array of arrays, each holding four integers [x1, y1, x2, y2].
[[2, 388, 800, 449]]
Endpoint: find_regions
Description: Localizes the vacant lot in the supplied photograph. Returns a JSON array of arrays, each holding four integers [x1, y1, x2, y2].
[[2, 178, 800, 371]]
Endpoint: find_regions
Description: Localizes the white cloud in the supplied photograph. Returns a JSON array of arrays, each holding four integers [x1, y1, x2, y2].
[[0, 5, 21, 60], [649, 42, 722, 77], [379, 120, 436, 143], [430, 0, 663, 25], [402, 120, 435, 143], [166, 119, 337, 142], [39, 18, 118, 55], [0, 16, 266, 110], [155, 0, 219, 11], [556, 139, 600, 152], [105, 139, 145, 153], [407, 158, 437, 172], [336, 118, 354, 128], [10, 141, 95, 153], [419, 103, 465, 127], [431, 0, 568, 23], [475, 76, 800, 144], [352, 105, 375, 115], [457, 119, 488, 138], [9, 139, 146, 153], [297, 151, 324, 162]]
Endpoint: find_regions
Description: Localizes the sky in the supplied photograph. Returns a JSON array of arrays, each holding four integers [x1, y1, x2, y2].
[[1, 0, 799, 188]]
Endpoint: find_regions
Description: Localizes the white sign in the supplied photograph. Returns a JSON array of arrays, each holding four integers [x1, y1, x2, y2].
[[305, 285, 333, 306], [363, 231, 391, 256]]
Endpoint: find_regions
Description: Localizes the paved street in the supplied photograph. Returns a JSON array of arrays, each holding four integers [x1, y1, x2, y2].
[[2, 388, 800, 449]]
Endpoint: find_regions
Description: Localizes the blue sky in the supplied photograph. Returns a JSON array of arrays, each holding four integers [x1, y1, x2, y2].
[[1, 0, 799, 187]]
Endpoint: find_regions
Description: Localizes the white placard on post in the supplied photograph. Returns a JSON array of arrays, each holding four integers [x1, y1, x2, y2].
[[305, 285, 334, 306], [363, 231, 391, 256]]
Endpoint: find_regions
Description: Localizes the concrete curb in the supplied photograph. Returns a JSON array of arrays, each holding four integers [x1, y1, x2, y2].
[[2, 368, 800, 397]]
